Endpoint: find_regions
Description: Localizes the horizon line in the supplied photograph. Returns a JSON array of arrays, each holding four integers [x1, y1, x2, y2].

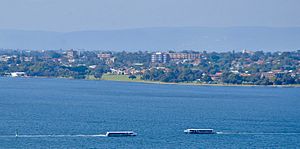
[[1, 26, 300, 33]]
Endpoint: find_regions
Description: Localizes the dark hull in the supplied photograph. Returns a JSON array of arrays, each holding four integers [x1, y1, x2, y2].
[[187, 132, 216, 134], [107, 134, 137, 137]]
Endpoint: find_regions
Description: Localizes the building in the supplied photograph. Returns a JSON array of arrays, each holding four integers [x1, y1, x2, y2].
[[168, 53, 201, 60], [66, 49, 78, 59], [151, 52, 169, 63], [0, 55, 11, 62], [11, 72, 27, 77], [98, 53, 112, 59]]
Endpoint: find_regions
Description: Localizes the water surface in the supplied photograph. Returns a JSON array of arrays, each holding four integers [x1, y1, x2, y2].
[[0, 78, 299, 148]]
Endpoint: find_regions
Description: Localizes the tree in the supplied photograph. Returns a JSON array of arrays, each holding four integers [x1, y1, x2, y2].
[[202, 75, 212, 83], [128, 75, 137, 80]]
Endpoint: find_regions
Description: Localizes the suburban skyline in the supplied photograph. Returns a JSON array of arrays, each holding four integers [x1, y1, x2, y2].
[[0, 0, 300, 32]]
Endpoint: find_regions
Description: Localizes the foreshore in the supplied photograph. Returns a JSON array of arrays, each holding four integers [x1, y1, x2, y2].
[[2, 76, 300, 88], [104, 80, 300, 88], [100, 76, 300, 88]]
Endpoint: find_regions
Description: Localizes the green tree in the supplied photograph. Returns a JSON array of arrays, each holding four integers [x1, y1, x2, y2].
[[129, 75, 137, 80]]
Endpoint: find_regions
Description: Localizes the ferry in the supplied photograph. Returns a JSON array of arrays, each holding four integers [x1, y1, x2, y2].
[[184, 129, 216, 134], [105, 131, 137, 137]]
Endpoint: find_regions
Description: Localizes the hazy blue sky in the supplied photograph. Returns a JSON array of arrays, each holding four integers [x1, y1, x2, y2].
[[0, 0, 299, 32]]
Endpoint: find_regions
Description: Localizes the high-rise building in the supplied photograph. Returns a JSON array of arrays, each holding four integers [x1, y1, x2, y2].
[[66, 49, 78, 59], [151, 52, 169, 63]]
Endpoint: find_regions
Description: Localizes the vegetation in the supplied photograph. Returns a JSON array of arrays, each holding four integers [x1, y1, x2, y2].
[[102, 74, 142, 82], [0, 49, 299, 85], [142, 50, 300, 85]]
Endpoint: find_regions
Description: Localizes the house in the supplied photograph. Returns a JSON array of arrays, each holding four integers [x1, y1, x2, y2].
[[11, 72, 27, 77], [98, 53, 112, 59], [210, 72, 223, 81], [0, 55, 11, 62]]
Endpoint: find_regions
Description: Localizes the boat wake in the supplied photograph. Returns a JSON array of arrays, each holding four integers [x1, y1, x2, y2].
[[216, 132, 300, 135], [0, 134, 106, 138]]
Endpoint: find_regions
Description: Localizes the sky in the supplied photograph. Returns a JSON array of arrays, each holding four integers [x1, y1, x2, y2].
[[0, 0, 299, 32]]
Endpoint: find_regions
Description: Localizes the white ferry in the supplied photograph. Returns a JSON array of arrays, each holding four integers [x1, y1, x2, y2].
[[184, 129, 216, 134], [105, 131, 137, 137]]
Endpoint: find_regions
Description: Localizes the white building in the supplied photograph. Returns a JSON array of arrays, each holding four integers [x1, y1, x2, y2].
[[11, 72, 27, 77], [151, 52, 169, 63]]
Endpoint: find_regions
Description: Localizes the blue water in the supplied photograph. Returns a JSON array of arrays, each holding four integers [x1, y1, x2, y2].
[[0, 78, 299, 148]]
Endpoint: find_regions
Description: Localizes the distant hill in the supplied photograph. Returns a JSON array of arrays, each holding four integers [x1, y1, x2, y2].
[[0, 27, 300, 51]]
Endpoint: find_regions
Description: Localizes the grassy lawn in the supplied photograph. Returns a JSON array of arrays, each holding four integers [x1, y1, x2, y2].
[[101, 74, 142, 82]]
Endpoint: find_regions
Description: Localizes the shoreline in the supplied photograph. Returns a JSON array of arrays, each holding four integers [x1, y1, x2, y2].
[[100, 78, 300, 88], [99, 74, 300, 87], [2, 76, 300, 88]]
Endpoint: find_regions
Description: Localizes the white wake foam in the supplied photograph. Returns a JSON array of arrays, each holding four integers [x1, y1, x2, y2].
[[0, 134, 106, 138], [216, 132, 300, 135]]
